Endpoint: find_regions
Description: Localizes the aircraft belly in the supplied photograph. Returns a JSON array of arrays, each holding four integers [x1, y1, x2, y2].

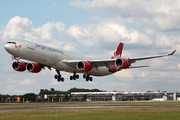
[[53, 61, 78, 72], [53, 61, 114, 76], [90, 67, 113, 76]]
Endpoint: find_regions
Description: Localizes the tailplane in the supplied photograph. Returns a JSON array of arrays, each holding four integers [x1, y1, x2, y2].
[[111, 43, 124, 59]]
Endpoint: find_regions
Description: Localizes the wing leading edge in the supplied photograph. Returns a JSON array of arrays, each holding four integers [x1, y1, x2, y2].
[[128, 50, 176, 64]]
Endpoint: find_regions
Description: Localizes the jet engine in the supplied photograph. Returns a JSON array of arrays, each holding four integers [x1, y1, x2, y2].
[[115, 58, 130, 68], [26, 63, 42, 73], [12, 62, 26, 71], [76, 61, 92, 72]]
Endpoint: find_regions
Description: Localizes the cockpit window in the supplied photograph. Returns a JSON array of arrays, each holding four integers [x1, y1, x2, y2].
[[7, 42, 16, 44]]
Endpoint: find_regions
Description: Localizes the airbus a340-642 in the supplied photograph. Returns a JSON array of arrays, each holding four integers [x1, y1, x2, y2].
[[4, 40, 176, 82]]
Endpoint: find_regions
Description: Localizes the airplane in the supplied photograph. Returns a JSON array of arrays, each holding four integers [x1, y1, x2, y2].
[[4, 40, 176, 82]]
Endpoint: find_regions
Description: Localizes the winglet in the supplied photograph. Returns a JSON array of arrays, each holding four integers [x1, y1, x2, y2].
[[169, 50, 176, 55]]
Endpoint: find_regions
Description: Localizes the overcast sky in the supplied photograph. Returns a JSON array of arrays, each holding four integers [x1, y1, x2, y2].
[[0, 0, 180, 95]]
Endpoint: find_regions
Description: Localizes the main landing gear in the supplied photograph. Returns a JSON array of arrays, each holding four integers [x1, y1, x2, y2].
[[69, 72, 93, 82], [83, 73, 93, 82], [54, 70, 64, 82], [70, 72, 79, 80], [54, 70, 93, 82]]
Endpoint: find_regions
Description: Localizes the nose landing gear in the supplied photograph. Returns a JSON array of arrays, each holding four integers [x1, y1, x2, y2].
[[55, 70, 64, 82]]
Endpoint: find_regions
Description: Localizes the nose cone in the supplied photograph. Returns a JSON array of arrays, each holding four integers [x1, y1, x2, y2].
[[4, 44, 12, 53], [4, 44, 10, 50]]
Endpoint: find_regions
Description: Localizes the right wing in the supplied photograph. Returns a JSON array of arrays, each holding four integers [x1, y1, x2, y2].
[[128, 50, 176, 64], [61, 50, 176, 71], [61, 59, 116, 68]]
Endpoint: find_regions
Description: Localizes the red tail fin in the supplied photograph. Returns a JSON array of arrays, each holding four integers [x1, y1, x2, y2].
[[111, 43, 124, 59]]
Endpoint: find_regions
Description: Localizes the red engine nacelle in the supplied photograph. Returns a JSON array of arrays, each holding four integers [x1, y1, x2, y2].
[[76, 61, 92, 72], [12, 62, 26, 72], [26, 63, 42, 73], [115, 58, 130, 69]]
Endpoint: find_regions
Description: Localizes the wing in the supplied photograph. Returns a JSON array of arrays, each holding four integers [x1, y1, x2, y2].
[[128, 50, 176, 64], [61, 50, 176, 70]]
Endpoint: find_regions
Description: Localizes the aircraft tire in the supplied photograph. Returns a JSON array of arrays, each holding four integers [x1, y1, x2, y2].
[[57, 78, 61, 82], [57, 75, 62, 82], [76, 75, 79, 79], [73, 75, 76, 80], [54, 75, 58, 79], [90, 77, 93, 81], [61, 78, 64, 82], [83, 74, 86, 78]]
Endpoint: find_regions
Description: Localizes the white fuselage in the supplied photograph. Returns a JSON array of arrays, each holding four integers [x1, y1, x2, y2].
[[4, 40, 113, 76]]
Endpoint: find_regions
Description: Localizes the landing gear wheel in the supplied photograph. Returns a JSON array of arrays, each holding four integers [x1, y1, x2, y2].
[[70, 72, 79, 80], [61, 78, 64, 82], [57, 77, 61, 82], [55, 70, 64, 82], [84, 73, 93, 82], [70, 76, 73, 80], [76, 75, 79, 79], [73, 75, 76, 80], [83, 74, 86, 78], [54, 75, 58, 79], [90, 77, 93, 81]]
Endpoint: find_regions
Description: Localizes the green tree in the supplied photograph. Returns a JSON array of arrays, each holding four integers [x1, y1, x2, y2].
[[23, 93, 37, 102], [38, 89, 45, 95], [50, 88, 55, 92], [67, 87, 106, 93]]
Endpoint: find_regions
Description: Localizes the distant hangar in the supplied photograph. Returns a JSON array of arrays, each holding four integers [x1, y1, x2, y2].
[[71, 91, 180, 101]]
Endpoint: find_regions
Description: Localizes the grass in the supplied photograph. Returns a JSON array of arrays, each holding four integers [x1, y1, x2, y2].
[[0, 101, 180, 108], [0, 101, 180, 119], [0, 109, 180, 120]]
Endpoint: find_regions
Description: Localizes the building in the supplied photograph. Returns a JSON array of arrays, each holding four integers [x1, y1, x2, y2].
[[71, 91, 180, 101], [71, 92, 117, 101]]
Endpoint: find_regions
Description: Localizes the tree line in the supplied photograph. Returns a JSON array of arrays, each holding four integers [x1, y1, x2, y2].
[[0, 87, 105, 103]]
